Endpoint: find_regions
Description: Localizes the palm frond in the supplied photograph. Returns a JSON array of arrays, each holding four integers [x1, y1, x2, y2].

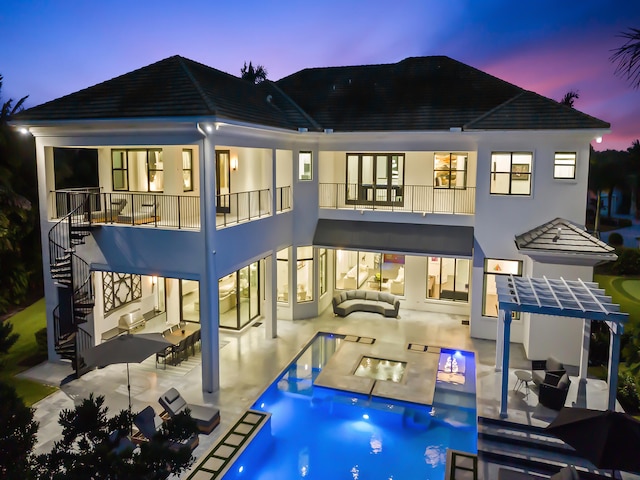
[[611, 27, 640, 89]]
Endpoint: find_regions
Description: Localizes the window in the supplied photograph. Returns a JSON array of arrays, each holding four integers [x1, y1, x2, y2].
[[346, 153, 404, 204], [334, 250, 405, 294], [111, 149, 164, 192], [299, 151, 312, 181], [182, 149, 194, 191], [277, 248, 289, 303], [434, 153, 467, 188], [180, 279, 200, 323], [483, 258, 522, 318], [427, 257, 470, 302], [297, 247, 314, 302], [490, 152, 532, 195], [147, 150, 164, 192], [112, 151, 128, 191], [554, 152, 576, 179], [319, 248, 327, 296]]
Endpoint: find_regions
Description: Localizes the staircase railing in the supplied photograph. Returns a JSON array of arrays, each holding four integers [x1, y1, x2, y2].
[[48, 191, 94, 376]]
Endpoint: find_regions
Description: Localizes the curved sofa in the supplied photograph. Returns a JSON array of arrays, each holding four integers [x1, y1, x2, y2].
[[332, 290, 400, 318]]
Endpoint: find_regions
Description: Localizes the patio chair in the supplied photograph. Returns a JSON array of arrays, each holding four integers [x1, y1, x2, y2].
[[158, 388, 220, 434], [132, 406, 199, 451], [193, 329, 201, 353], [531, 356, 565, 386], [539, 371, 571, 411], [172, 338, 189, 365], [155, 345, 172, 369]]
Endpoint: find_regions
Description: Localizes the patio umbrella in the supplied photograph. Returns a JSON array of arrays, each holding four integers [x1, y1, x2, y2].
[[546, 407, 640, 475], [81, 333, 173, 417]]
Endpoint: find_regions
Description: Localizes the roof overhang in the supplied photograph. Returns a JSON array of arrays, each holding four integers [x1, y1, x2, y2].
[[312, 219, 474, 257]]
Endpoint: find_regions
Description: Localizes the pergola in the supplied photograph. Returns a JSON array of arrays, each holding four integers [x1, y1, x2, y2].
[[495, 275, 628, 418]]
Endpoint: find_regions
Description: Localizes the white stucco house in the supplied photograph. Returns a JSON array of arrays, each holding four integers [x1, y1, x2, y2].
[[14, 55, 616, 394]]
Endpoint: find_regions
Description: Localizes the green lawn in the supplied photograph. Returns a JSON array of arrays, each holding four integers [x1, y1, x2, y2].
[[2, 298, 58, 406], [594, 274, 640, 325]]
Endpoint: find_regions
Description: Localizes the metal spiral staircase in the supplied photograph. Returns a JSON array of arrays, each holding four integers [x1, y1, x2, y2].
[[49, 192, 97, 376]]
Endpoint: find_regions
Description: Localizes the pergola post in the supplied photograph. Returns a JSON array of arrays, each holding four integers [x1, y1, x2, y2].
[[499, 308, 512, 418], [495, 309, 504, 372], [607, 322, 622, 410], [578, 318, 591, 383]]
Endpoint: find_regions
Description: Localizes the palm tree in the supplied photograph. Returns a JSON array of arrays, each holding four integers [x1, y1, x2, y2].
[[559, 90, 579, 108], [240, 61, 268, 84], [611, 27, 640, 89]]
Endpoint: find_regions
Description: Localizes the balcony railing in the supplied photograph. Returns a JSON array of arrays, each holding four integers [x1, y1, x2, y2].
[[50, 190, 201, 230], [319, 183, 475, 214], [276, 186, 292, 213], [216, 188, 271, 228]]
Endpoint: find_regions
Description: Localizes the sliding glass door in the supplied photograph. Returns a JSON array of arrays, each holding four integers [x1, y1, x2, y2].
[[346, 153, 404, 205]]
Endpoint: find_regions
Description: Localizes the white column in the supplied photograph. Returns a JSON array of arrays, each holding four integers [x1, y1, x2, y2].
[[607, 322, 622, 410], [265, 252, 277, 339], [578, 318, 591, 383], [201, 135, 220, 394]]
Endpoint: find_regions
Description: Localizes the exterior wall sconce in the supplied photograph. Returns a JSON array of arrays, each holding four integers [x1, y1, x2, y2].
[[151, 276, 158, 285], [231, 156, 238, 171]]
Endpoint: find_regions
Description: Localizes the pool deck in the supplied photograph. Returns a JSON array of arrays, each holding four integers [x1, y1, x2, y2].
[[19, 306, 639, 479]]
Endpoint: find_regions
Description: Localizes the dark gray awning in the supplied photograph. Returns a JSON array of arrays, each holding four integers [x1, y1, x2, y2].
[[312, 219, 474, 257]]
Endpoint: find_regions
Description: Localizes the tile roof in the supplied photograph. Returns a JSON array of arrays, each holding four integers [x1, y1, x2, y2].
[[276, 56, 609, 132], [515, 218, 616, 258], [17, 56, 317, 130], [17, 55, 610, 132]]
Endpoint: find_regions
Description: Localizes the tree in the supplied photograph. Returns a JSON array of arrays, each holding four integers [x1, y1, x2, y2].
[[611, 27, 640, 89], [0, 321, 38, 479], [35, 394, 198, 479], [0, 74, 40, 314], [240, 61, 268, 84], [559, 90, 579, 108]]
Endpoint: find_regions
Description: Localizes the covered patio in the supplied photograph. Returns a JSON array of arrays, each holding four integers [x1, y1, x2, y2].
[[495, 274, 629, 418]]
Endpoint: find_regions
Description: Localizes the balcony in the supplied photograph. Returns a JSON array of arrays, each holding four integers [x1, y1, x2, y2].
[[51, 189, 200, 230], [319, 183, 475, 215], [216, 186, 292, 228]]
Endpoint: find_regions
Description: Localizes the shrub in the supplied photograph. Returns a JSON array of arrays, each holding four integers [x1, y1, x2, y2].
[[617, 372, 640, 413], [34, 328, 47, 357], [607, 232, 624, 247], [610, 248, 640, 275]]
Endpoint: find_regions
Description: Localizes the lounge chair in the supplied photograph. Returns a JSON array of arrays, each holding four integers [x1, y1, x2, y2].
[[118, 201, 160, 225], [539, 371, 571, 410], [132, 405, 199, 451], [532, 356, 565, 386], [159, 388, 220, 434], [88, 198, 127, 223]]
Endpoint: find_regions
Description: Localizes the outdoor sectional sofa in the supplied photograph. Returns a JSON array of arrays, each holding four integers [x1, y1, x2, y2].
[[332, 290, 400, 318]]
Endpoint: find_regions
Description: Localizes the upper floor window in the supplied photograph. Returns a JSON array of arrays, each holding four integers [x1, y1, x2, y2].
[[299, 151, 312, 181], [182, 149, 194, 192], [554, 152, 576, 179], [346, 153, 404, 205], [111, 149, 164, 192], [490, 152, 532, 195], [434, 153, 467, 188]]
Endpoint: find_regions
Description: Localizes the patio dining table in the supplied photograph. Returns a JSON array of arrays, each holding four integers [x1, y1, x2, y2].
[[164, 324, 200, 345]]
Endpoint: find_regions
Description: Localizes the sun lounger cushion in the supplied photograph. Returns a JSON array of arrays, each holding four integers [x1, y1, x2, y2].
[[159, 388, 220, 434]]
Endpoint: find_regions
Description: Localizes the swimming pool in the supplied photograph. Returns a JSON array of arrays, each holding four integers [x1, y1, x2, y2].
[[222, 333, 477, 480]]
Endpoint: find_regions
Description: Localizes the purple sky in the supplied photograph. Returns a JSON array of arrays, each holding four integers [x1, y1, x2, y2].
[[2, 1, 640, 150]]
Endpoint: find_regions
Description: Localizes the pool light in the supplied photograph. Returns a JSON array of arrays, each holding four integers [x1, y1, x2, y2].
[[260, 403, 265, 408], [238, 465, 244, 473], [362, 414, 369, 420]]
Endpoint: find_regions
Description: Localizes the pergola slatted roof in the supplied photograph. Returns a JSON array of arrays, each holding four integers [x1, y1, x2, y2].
[[496, 275, 628, 324]]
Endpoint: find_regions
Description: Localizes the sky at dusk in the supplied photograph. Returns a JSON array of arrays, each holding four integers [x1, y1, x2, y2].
[[2, 0, 640, 150]]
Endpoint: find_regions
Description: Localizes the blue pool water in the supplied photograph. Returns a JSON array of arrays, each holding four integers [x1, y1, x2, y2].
[[223, 334, 477, 480]]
